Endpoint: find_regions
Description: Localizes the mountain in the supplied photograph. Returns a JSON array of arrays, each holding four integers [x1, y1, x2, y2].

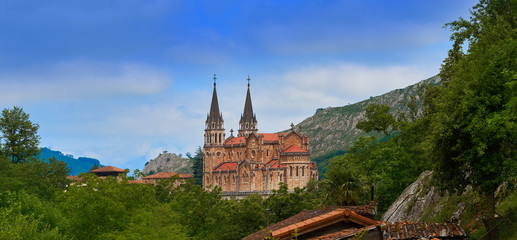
[[298, 76, 441, 175], [39, 147, 102, 176], [142, 152, 193, 176]]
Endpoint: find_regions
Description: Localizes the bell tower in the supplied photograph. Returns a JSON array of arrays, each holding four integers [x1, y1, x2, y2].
[[204, 74, 226, 146], [238, 75, 258, 137]]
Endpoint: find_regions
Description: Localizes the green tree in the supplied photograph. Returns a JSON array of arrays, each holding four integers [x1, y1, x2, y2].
[[99, 205, 188, 240], [192, 146, 204, 185], [0, 156, 70, 201], [0, 106, 41, 163], [263, 183, 319, 223], [320, 159, 363, 206], [168, 182, 232, 240], [431, 0, 517, 237], [356, 103, 398, 139]]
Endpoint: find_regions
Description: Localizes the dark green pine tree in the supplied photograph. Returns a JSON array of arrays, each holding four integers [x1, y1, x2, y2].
[[192, 146, 204, 185], [0, 106, 41, 163]]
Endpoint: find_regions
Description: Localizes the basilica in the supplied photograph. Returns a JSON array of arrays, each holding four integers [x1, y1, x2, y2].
[[203, 75, 318, 194]]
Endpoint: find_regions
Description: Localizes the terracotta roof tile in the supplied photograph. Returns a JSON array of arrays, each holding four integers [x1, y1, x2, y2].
[[214, 162, 238, 171], [260, 133, 280, 141], [89, 166, 125, 173], [225, 136, 246, 145], [381, 222, 467, 239], [244, 205, 378, 240], [66, 175, 83, 182], [283, 144, 308, 153]]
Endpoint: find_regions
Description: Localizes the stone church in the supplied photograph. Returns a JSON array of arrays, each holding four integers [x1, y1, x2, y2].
[[203, 75, 318, 195]]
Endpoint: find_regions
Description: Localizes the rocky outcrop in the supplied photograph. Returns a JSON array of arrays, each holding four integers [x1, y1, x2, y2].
[[142, 153, 193, 176], [381, 171, 442, 222], [298, 76, 441, 158]]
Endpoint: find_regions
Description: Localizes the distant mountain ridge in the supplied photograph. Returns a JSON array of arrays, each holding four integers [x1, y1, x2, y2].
[[297, 76, 441, 175], [39, 147, 102, 176]]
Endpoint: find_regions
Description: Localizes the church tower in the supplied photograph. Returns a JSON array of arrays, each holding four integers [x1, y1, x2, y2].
[[205, 74, 225, 146], [238, 76, 258, 137]]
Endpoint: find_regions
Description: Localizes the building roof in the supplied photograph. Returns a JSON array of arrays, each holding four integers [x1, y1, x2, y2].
[[283, 144, 308, 153], [261, 133, 280, 141], [271, 208, 379, 240], [214, 162, 238, 171], [381, 222, 467, 240], [244, 204, 467, 240], [66, 175, 83, 182], [225, 136, 246, 145], [89, 166, 125, 173], [143, 172, 193, 179], [243, 205, 377, 240]]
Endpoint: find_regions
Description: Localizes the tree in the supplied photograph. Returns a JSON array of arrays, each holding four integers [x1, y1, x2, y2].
[[0, 106, 41, 163], [192, 146, 203, 185], [431, 0, 517, 237], [263, 183, 319, 223], [356, 103, 398, 139]]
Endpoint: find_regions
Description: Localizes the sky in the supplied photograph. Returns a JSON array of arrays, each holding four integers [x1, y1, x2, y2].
[[0, 0, 477, 171]]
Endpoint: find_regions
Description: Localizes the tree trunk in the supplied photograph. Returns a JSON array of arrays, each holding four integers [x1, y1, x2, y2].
[[481, 191, 499, 240]]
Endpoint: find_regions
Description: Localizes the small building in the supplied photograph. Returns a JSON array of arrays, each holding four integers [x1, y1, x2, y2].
[[244, 203, 467, 240], [142, 172, 193, 186], [88, 166, 126, 178]]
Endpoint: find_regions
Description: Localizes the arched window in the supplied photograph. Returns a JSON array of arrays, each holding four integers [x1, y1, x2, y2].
[[290, 167, 292, 177], [296, 166, 299, 177], [266, 149, 269, 157], [219, 133, 222, 143], [251, 150, 256, 159], [302, 167, 305, 176]]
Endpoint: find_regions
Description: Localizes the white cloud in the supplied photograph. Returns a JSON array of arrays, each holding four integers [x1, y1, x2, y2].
[[0, 61, 171, 104], [245, 63, 428, 132]]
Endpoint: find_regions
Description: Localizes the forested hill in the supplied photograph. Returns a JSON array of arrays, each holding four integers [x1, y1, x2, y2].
[[299, 76, 440, 168], [39, 147, 102, 176]]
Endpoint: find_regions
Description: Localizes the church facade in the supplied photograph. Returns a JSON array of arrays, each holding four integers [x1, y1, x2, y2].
[[203, 76, 318, 194]]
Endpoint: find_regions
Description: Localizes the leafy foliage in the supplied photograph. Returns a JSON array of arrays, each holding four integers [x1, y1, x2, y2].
[[192, 146, 204, 185], [0, 106, 41, 163], [430, 0, 517, 237]]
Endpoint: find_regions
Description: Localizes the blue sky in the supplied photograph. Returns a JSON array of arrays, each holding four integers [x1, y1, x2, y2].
[[0, 0, 477, 171]]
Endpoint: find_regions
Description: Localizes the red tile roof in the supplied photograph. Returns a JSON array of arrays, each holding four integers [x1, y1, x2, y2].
[[381, 222, 467, 239], [225, 136, 246, 145], [89, 166, 125, 173], [310, 162, 317, 169], [283, 144, 308, 153], [271, 209, 379, 239], [260, 133, 280, 141], [214, 162, 238, 171], [66, 175, 83, 182], [243, 205, 377, 240], [143, 172, 192, 179]]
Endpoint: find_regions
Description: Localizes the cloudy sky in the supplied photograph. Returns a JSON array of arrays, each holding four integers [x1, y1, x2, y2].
[[0, 0, 477, 171]]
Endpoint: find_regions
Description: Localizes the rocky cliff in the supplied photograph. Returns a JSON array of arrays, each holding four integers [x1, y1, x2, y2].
[[298, 75, 441, 159], [142, 153, 193, 175], [381, 171, 442, 222]]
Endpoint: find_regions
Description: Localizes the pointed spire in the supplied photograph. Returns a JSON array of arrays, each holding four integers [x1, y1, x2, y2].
[[239, 75, 258, 136], [206, 74, 223, 129]]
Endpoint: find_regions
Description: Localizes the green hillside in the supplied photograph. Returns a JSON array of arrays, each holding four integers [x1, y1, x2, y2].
[[299, 76, 440, 177]]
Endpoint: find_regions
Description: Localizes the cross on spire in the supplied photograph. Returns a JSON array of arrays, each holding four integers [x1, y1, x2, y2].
[[247, 75, 251, 87], [213, 74, 217, 86]]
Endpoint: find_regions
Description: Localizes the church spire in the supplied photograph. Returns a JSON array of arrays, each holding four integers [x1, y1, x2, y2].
[[239, 75, 258, 137], [206, 74, 223, 130]]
